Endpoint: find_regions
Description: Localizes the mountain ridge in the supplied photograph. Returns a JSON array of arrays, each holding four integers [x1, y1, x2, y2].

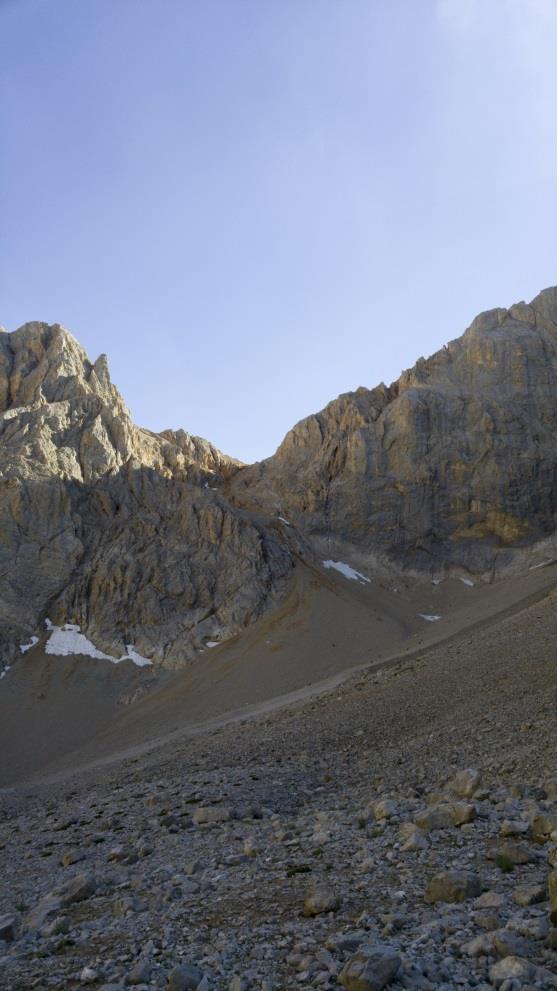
[[2, 286, 557, 670], [231, 286, 557, 575], [0, 321, 296, 669]]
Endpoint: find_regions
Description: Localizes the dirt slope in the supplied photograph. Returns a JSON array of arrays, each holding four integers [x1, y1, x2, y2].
[[2, 559, 557, 786]]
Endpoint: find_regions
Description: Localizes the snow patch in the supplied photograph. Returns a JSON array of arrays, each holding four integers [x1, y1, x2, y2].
[[431, 578, 443, 586], [459, 577, 475, 587], [419, 614, 442, 623], [206, 641, 220, 648], [20, 636, 39, 654], [124, 645, 152, 668], [529, 559, 553, 571], [45, 624, 116, 660], [0, 665, 11, 680], [278, 516, 291, 526], [323, 560, 371, 584], [44, 621, 152, 667]]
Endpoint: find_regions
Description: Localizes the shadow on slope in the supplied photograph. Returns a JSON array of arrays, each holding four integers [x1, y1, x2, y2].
[[2, 557, 557, 787]]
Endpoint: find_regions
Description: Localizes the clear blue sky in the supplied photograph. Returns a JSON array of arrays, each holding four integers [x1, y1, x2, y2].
[[2, 0, 556, 462]]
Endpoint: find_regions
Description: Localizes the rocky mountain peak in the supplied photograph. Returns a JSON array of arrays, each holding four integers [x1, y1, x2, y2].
[[231, 287, 557, 577], [0, 321, 124, 414], [3, 286, 557, 671], [0, 321, 294, 669], [0, 322, 241, 487]]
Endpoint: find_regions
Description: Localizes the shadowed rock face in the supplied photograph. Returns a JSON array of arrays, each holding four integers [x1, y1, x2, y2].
[[231, 288, 557, 576], [0, 322, 295, 667], [3, 289, 557, 667]]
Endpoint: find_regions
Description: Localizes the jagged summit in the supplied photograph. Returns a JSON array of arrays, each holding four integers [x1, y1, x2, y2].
[[2, 287, 557, 669], [0, 321, 293, 668], [0, 321, 123, 412], [0, 320, 239, 484]]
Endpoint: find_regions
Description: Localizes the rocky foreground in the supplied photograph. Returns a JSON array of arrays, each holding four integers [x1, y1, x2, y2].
[[2, 585, 557, 991], [3, 762, 557, 991]]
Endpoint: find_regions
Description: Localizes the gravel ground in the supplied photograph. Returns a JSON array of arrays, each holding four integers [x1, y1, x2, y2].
[[2, 584, 557, 990]]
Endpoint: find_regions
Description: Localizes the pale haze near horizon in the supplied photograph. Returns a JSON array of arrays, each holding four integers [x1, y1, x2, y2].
[[2, 0, 557, 463]]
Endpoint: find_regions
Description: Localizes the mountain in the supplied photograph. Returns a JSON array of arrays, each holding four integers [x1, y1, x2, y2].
[[2, 287, 557, 670], [0, 322, 296, 669], [4, 295, 557, 986], [232, 287, 557, 575]]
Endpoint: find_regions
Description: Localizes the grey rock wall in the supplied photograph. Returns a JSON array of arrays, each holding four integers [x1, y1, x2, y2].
[[0, 323, 294, 667], [231, 288, 557, 576], [3, 289, 557, 668]]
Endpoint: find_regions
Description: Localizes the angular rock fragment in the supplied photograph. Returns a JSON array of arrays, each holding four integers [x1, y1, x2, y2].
[[424, 871, 482, 903], [488, 955, 536, 987], [448, 768, 482, 799], [192, 806, 232, 825], [0, 913, 17, 942], [339, 944, 401, 991], [303, 883, 340, 917]]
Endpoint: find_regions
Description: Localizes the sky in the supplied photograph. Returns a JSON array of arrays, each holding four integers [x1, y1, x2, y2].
[[2, 0, 557, 463]]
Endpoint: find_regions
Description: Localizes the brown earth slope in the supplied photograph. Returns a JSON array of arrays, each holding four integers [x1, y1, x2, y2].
[[1, 550, 557, 989], [2, 557, 556, 786]]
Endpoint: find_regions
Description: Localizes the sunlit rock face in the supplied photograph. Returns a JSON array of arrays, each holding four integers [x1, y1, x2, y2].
[[231, 288, 557, 576], [3, 288, 557, 669], [0, 322, 295, 668]]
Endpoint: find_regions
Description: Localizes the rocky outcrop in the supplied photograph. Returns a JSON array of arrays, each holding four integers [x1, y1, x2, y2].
[[0, 322, 295, 667], [231, 288, 557, 577], [4, 288, 557, 668]]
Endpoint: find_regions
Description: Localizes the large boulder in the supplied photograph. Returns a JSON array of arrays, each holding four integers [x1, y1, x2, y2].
[[339, 945, 401, 991], [303, 884, 340, 917], [424, 871, 482, 903], [488, 956, 536, 987], [448, 768, 482, 799]]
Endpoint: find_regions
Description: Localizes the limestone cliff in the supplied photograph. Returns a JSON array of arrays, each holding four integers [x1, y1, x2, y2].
[[3, 288, 557, 669], [0, 322, 295, 667], [231, 288, 557, 576]]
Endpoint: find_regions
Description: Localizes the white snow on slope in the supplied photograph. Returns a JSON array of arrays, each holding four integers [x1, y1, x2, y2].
[[44, 622, 152, 667], [323, 560, 371, 584], [433, 576, 474, 587], [419, 614, 442, 622], [278, 516, 291, 526], [20, 636, 39, 654], [123, 645, 152, 668]]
